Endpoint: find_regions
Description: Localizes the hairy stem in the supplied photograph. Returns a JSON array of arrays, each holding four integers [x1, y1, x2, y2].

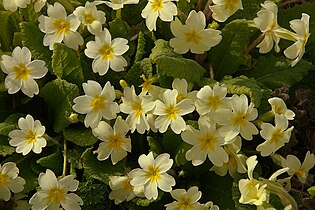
[[62, 138, 67, 177], [245, 33, 265, 54]]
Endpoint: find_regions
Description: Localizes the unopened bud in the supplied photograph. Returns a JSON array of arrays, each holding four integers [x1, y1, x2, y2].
[[208, 21, 220, 30], [119, 80, 129, 89], [69, 112, 78, 123]]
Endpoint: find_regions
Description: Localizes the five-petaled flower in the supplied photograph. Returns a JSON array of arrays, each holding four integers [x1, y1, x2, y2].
[[129, 152, 175, 200], [2, 0, 30, 12], [0, 162, 26, 201], [72, 80, 120, 128], [38, 2, 84, 50], [209, 0, 243, 22], [170, 10, 222, 54], [0, 46, 48, 97], [92, 116, 131, 165], [85, 28, 129, 75], [9, 114, 47, 156], [29, 169, 83, 210]]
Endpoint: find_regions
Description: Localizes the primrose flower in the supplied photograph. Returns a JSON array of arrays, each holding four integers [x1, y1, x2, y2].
[[284, 13, 311, 67], [0, 162, 25, 201], [29, 169, 83, 210], [268, 97, 295, 120], [169, 10, 222, 54], [73, 1, 106, 35], [256, 114, 294, 157], [120, 86, 155, 134], [129, 152, 176, 200], [215, 94, 259, 141], [210, 136, 247, 177], [38, 2, 84, 50], [0, 46, 48, 97], [92, 116, 131, 165], [195, 83, 229, 116], [109, 174, 144, 204], [282, 151, 315, 183], [171, 78, 197, 103], [9, 114, 47, 156], [72, 80, 120, 128], [141, 0, 177, 31], [85, 28, 129, 75], [203, 201, 220, 210], [94, 0, 139, 10], [253, 1, 282, 53], [2, 0, 30, 12], [165, 186, 204, 210], [209, 0, 243, 22], [239, 156, 268, 206], [181, 122, 228, 167], [153, 89, 195, 134]]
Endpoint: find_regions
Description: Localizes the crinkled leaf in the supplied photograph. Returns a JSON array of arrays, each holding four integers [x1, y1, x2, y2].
[[146, 136, 163, 155], [19, 2, 38, 23], [135, 31, 146, 62], [0, 113, 22, 136], [0, 136, 15, 157], [52, 43, 84, 86], [18, 157, 39, 194], [40, 78, 79, 133], [131, 191, 164, 207], [20, 22, 53, 73], [246, 55, 313, 89], [36, 151, 63, 174], [82, 148, 125, 185], [109, 17, 132, 39], [231, 0, 265, 20], [150, 39, 180, 61], [221, 75, 271, 107], [209, 19, 251, 80], [64, 126, 98, 147], [0, 11, 19, 51]]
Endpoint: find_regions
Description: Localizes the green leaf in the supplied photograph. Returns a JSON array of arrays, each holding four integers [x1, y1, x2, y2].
[[221, 75, 271, 107], [231, 0, 265, 20], [40, 78, 79, 133], [64, 126, 98, 147], [20, 22, 53, 73], [153, 55, 206, 84], [36, 151, 63, 174], [0, 113, 22, 136], [201, 172, 236, 210], [146, 136, 163, 155], [0, 11, 19, 51], [82, 148, 126, 185], [135, 31, 146, 62], [209, 19, 250, 80], [0, 136, 15, 157], [131, 192, 164, 207], [150, 39, 180, 61], [109, 17, 132, 39], [18, 157, 39, 194], [246, 55, 313, 89], [52, 43, 84, 86], [19, 2, 38, 23]]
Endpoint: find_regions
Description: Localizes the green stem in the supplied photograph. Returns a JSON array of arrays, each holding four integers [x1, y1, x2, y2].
[[62, 138, 67, 177], [116, 9, 122, 18]]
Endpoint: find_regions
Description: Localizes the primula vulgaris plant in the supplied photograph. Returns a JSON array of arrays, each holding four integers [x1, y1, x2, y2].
[[0, 0, 314, 209]]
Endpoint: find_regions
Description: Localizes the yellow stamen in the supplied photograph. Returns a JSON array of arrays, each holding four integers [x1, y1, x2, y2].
[[98, 44, 114, 60], [269, 129, 285, 144], [231, 111, 249, 127], [164, 104, 180, 120], [224, 0, 239, 11], [151, 0, 163, 12], [84, 13, 95, 24], [53, 19, 71, 34], [177, 197, 193, 210], [90, 96, 106, 112], [184, 30, 201, 44], [207, 95, 222, 110], [25, 129, 37, 144], [199, 133, 219, 151], [0, 173, 8, 188], [13, 64, 30, 81], [107, 134, 126, 150], [48, 188, 66, 204], [132, 101, 143, 118], [145, 165, 161, 183]]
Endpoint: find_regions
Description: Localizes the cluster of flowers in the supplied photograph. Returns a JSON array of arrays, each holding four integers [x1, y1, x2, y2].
[[0, 0, 313, 209]]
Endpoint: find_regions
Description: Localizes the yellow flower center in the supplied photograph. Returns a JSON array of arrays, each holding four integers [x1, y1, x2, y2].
[[90, 96, 106, 112], [224, 0, 239, 11], [231, 111, 249, 127], [176, 92, 187, 102], [107, 134, 126, 150], [294, 168, 306, 179], [269, 129, 285, 144], [13, 64, 30, 81], [53, 19, 71, 35], [132, 101, 143, 118], [177, 197, 193, 210], [164, 104, 180, 120], [48, 188, 66, 204], [145, 165, 161, 183], [199, 133, 219, 151], [84, 13, 95, 24], [98, 44, 114, 60], [207, 95, 222, 110], [25, 129, 37, 144], [140, 75, 154, 92], [184, 30, 201, 44], [0, 173, 9, 188], [151, 0, 163, 12]]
